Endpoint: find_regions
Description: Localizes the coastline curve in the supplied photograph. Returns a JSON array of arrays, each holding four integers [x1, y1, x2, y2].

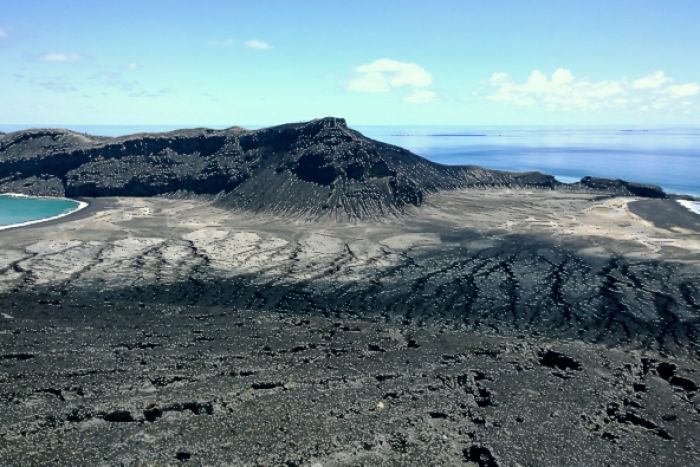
[[0, 193, 89, 231]]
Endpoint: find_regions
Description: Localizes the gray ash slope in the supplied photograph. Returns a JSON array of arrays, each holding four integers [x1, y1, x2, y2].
[[0, 117, 667, 219]]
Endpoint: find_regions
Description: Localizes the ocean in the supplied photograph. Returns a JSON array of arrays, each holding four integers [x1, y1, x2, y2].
[[1, 124, 699, 221], [0, 195, 85, 230], [358, 126, 700, 198]]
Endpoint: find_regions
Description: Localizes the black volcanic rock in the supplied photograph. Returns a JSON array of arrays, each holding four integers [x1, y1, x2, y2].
[[574, 176, 666, 199], [0, 117, 666, 218]]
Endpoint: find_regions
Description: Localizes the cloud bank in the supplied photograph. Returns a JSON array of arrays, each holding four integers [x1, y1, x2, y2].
[[486, 69, 698, 111], [349, 58, 437, 103]]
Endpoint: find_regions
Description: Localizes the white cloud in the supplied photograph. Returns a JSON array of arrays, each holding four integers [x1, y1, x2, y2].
[[349, 58, 437, 102], [127, 63, 139, 70], [485, 68, 699, 111], [0, 27, 7, 39], [403, 89, 438, 103], [350, 59, 432, 92], [665, 83, 699, 98], [633, 70, 671, 90], [244, 39, 270, 50], [40, 53, 84, 62], [348, 71, 389, 92]]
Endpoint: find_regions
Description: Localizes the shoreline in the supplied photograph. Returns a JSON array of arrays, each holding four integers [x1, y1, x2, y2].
[[0, 194, 96, 232], [0, 192, 698, 235], [678, 199, 700, 215], [628, 198, 700, 232]]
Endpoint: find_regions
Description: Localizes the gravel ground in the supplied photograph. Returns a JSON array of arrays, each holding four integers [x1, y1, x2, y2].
[[1, 192, 698, 466]]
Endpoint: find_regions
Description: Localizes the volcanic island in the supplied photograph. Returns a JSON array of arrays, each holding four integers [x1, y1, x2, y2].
[[1, 117, 698, 466]]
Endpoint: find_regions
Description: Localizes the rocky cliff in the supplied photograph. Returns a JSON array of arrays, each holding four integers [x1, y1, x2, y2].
[[0, 117, 666, 218]]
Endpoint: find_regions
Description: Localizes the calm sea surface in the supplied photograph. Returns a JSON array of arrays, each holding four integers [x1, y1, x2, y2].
[[359, 126, 700, 197], [0, 195, 82, 229], [2, 124, 700, 196]]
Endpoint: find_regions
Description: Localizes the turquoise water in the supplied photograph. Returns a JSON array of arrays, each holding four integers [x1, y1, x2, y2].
[[0, 195, 82, 229]]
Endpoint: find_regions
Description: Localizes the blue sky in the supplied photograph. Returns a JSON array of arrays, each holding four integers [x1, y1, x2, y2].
[[1, 0, 699, 126]]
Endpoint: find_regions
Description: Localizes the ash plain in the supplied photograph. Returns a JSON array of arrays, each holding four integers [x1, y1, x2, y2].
[[1, 190, 699, 466]]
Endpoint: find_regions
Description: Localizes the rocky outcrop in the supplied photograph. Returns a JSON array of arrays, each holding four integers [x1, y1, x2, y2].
[[572, 176, 666, 198], [0, 117, 666, 219], [0, 175, 65, 197]]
